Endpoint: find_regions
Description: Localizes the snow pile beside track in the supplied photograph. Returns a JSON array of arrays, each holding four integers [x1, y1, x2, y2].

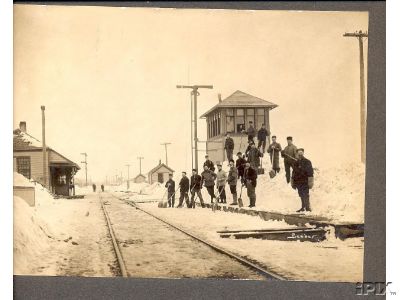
[[13, 196, 54, 274], [254, 161, 365, 223]]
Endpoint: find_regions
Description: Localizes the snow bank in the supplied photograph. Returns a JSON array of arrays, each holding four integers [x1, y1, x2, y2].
[[13, 196, 53, 274], [13, 172, 34, 187], [254, 161, 365, 223]]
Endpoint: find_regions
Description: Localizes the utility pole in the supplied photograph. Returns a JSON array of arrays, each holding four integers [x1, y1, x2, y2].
[[80, 152, 88, 186], [41, 106, 48, 188], [160, 142, 171, 166], [137, 156, 144, 174], [343, 30, 368, 164], [126, 164, 130, 189], [176, 85, 213, 170]]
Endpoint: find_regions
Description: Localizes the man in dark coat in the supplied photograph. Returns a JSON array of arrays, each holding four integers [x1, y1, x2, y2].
[[244, 162, 258, 207], [257, 123, 269, 153], [227, 159, 238, 205], [236, 152, 247, 183], [281, 136, 298, 183], [190, 169, 205, 208], [267, 135, 282, 173], [291, 148, 314, 212], [244, 121, 257, 142], [247, 142, 263, 169], [165, 173, 176, 207], [224, 133, 235, 161], [177, 172, 190, 208], [92, 183, 96, 192], [203, 154, 215, 172], [201, 165, 217, 203]]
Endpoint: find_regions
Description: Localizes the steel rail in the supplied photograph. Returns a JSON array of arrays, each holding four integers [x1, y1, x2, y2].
[[99, 194, 129, 277]]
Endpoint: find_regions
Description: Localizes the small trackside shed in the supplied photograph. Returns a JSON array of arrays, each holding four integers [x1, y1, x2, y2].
[[134, 174, 147, 184], [200, 90, 278, 163], [13, 122, 80, 196], [147, 162, 174, 184]]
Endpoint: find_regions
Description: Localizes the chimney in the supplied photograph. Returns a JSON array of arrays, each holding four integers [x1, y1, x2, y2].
[[159, 159, 162, 165], [19, 121, 27, 133], [218, 94, 222, 103]]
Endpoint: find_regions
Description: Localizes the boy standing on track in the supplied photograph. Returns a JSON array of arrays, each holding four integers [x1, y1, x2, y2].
[[244, 162, 258, 208], [201, 165, 217, 203], [177, 172, 190, 208], [227, 159, 238, 205], [165, 173, 175, 207], [216, 163, 227, 203], [190, 169, 205, 208]]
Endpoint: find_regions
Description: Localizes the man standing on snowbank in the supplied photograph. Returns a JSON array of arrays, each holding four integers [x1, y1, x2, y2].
[[203, 154, 215, 172], [190, 169, 205, 208], [201, 165, 217, 203], [267, 135, 282, 173], [216, 163, 227, 203], [224, 133, 235, 161], [177, 172, 190, 208], [247, 142, 263, 169], [92, 183, 96, 192], [244, 162, 258, 208], [165, 173, 175, 208], [291, 148, 314, 212], [281, 136, 298, 183], [257, 123, 269, 153], [236, 152, 246, 183]]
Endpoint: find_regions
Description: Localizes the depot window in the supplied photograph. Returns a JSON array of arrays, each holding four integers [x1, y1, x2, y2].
[[16, 156, 31, 179]]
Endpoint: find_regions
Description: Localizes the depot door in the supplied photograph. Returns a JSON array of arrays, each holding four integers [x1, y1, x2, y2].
[[158, 173, 164, 183]]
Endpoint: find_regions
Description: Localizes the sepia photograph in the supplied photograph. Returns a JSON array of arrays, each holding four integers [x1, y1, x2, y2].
[[13, 4, 368, 283]]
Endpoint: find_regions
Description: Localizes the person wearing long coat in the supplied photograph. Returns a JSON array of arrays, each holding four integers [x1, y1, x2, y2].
[[267, 135, 282, 173]]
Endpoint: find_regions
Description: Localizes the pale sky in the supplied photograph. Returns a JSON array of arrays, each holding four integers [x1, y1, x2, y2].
[[14, 5, 368, 182]]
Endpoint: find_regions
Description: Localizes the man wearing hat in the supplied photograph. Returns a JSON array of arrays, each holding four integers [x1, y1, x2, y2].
[[190, 169, 205, 208], [177, 172, 190, 208], [203, 154, 215, 172], [267, 135, 282, 173], [236, 152, 247, 183], [244, 120, 257, 142], [281, 136, 298, 183], [165, 173, 176, 207], [224, 133, 235, 161], [201, 165, 217, 203], [216, 163, 227, 203], [291, 148, 314, 212], [257, 123, 269, 153], [247, 142, 263, 169], [243, 162, 258, 208], [227, 159, 238, 205]]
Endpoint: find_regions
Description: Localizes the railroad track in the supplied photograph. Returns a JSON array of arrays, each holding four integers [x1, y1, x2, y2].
[[105, 192, 285, 280]]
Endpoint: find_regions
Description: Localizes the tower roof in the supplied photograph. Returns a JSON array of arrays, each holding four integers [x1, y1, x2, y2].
[[200, 90, 278, 118]]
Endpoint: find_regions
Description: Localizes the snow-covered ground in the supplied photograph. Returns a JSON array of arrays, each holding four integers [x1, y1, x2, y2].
[[13, 173, 115, 276], [139, 202, 363, 282]]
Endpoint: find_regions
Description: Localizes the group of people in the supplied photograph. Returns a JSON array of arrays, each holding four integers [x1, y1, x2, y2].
[[92, 183, 105, 193], [164, 154, 258, 209], [165, 120, 315, 212]]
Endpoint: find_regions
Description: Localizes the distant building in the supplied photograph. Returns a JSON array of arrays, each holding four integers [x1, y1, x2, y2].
[[200, 90, 278, 163], [13, 121, 80, 196], [147, 161, 174, 184], [134, 174, 147, 184]]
